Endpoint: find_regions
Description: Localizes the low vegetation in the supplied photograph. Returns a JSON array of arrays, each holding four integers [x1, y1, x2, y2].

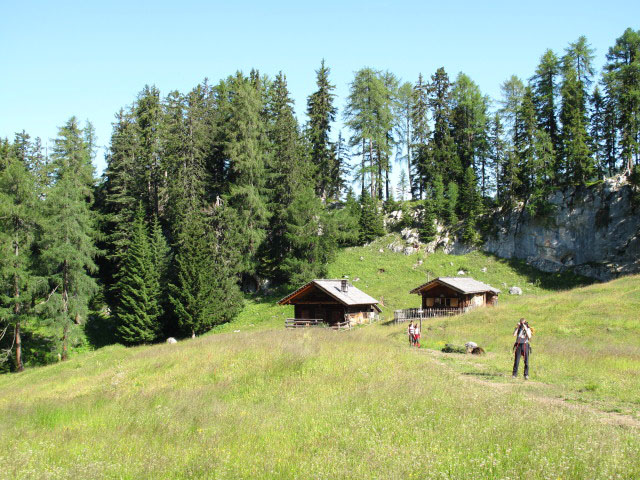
[[2, 238, 639, 478]]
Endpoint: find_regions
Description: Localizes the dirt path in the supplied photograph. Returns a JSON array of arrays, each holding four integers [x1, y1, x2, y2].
[[419, 348, 640, 430]]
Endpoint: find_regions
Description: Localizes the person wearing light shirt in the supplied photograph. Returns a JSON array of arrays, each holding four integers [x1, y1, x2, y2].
[[512, 318, 532, 379]]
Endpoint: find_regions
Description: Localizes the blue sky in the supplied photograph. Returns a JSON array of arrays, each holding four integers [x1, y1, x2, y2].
[[1, 0, 638, 177]]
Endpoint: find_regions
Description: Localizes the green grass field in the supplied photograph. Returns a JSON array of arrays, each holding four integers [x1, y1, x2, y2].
[[1, 237, 639, 479]]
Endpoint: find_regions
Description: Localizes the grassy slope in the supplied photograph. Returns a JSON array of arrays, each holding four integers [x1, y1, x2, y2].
[[1, 236, 639, 479]]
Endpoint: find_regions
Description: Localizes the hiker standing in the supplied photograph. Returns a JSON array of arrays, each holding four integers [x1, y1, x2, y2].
[[414, 323, 421, 348], [408, 322, 415, 346], [512, 318, 532, 379]]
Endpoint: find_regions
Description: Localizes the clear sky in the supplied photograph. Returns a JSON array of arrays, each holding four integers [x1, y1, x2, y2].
[[1, 0, 638, 177]]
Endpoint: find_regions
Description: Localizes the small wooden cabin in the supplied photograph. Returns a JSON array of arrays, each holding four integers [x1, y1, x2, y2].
[[278, 279, 380, 326], [409, 277, 500, 313]]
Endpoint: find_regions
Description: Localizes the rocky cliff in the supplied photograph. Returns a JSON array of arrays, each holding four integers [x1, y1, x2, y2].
[[483, 176, 640, 281]]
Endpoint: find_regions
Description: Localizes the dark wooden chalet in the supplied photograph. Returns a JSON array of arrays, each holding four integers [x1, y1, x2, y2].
[[409, 277, 500, 313], [278, 279, 380, 327]]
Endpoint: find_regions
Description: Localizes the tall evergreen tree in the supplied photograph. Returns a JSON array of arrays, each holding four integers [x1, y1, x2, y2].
[[114, 204, 160, 344], [169, 205, 242, 336], [429, 67, 461, 182], [0, 148, 39, 371], [531, 49, 561, 158], [445, 181, 459, 225], [307, 60, 337, 200], [604, 28, 640, 173], [395, 82, 414, 200], [560, 64, 594, 185], [358, 191, 384, 244], [419, 196, 437, 243], [411, 73, 431, 198], [224, 73, 270, 282], [40, 118, 99, 360]]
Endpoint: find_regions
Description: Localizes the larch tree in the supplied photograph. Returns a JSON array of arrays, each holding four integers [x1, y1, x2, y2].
[[40, 118, 99, 361]]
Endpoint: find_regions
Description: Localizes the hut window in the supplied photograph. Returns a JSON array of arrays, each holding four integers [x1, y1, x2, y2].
[[426, 297, 434, 307], [450, 298, 458, 307]]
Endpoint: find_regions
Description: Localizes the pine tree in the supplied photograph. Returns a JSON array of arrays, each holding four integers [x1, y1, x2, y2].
[[169, 206, 242, 336], [429, 67, 462, 182], [358, 191, 384, 244], [589, 85, 607, 177], [114, 205, 160, 344], [0, 147, 39, 371], [307, 60, 337, 200], [451, 73, 490, 179], [411, 73, 431, 198], [487, 113, 505, 200], [431, 173, 446, 220], [604, 28, 640, 173], [419, 196, 437, 243], [225, 73, 270, 281], [460, 167, 483, 244], [560, 64, 594, 185], [531, 49, 562, 157], [40, 118, 99, 360], [332, 188, 361, 247], [445, 181, 459, 225]]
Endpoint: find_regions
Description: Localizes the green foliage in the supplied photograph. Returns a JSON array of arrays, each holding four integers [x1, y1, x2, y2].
[[114, 205, 161, 345], [419, 197, 437, 243], [169, 206, 243, 336], [306, 60, 339, 200], [39, 118, 99, 361], [358, 191, 385, 244], [445, 181, 458, 225]]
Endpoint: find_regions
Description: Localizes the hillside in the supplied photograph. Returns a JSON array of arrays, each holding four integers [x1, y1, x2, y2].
[[1, 239, 639, 479]]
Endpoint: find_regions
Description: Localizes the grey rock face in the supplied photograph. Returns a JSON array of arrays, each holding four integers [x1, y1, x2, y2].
[[484, 177, 640, 281], [509, 286, 523, 295]]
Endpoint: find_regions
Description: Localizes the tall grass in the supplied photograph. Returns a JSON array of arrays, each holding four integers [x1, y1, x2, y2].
[[0, 328, 638, 479]]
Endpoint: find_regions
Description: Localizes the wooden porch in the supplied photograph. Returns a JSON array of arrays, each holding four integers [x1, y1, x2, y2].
[[393, 307, 467, 323]]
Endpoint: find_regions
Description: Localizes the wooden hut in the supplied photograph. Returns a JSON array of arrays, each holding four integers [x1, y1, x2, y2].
[[409, 277, 500, 314], [278, 279, 380, 328]]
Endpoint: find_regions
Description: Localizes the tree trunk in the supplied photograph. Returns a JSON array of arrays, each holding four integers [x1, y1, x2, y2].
[[361, 139, 366, 196], [14, 243, 23, 372], [369, 139, 374, 198], [62, 260, 69, 361]]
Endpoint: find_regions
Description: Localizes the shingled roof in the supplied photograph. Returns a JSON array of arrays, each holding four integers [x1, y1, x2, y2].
[[278, 279, 380, 309], [410, 277, 501, 295]]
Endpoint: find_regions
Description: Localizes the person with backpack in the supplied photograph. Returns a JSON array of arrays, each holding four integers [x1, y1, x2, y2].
[[512, 318, 532, 379]]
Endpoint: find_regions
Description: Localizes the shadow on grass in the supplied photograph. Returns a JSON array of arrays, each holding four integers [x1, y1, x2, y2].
[[84, 311, 119, 349], [485, 253, 596, 291]]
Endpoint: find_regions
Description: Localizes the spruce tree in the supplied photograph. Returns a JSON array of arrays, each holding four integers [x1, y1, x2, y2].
[[225, 73, 270, 281], [531, 49, 562, 158], [114, 205, 160, 344], [604, 28, 640, 173], [358, 191, 384, 244], [460, 167, 483, 244], [307, 60, 337, 200], [169, 205, 242, 336], [333, 188, 361, 247], [411, 73, 431, 198], [560, 65, 594, 185], [419, 196, 437, 243], [397, 169, 408, 201], [0, 148, 39, 371], [431, 173, 446, 219], [429, 67, 462, 182], [40, 118, 99, 360], [445, 181, 459, 225]]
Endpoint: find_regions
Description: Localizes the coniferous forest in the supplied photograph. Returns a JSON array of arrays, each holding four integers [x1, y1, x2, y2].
[[1, 29, 640, 371]]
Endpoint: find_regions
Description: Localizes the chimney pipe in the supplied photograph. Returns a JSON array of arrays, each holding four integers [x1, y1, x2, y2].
[[341, 280, 348, 293]]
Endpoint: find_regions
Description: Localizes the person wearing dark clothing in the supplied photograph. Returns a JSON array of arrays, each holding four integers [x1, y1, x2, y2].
[[512, 318, 532, 379]]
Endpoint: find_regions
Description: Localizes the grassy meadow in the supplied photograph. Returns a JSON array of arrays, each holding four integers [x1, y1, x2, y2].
[[1, 236, 639, 479]]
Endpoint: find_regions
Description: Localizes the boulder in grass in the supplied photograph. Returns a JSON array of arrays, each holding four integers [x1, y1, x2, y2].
[[471, 347, 486, 355], [509, 286, 523, 295], [166, 337, 177, 344]]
